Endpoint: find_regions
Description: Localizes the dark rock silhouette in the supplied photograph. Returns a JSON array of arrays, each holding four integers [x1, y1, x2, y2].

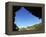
[[13, 6, 42, 19], [13, 24, 19, 31], [13, 16, 19, 31]]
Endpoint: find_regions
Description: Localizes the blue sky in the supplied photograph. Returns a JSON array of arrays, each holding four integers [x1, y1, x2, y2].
[[14, 7, 42, 28]]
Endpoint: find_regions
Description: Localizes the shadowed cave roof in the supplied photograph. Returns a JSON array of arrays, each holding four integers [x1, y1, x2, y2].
[[13, 6, 42, 19]]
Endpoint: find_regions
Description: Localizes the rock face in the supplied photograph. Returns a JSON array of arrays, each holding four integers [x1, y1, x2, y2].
[[13, 24, 19, 31]]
